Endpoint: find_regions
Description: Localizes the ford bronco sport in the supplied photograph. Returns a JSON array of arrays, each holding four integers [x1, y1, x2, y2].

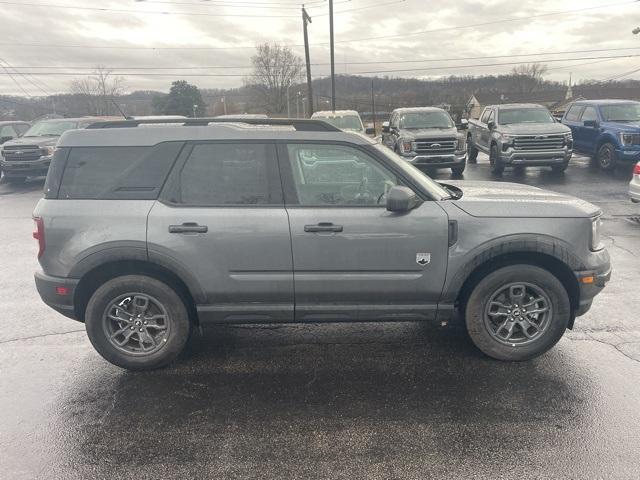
[[33, 118, 610, 370]]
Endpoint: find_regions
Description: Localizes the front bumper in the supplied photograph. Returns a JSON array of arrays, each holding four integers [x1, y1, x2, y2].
[[0, 156, 51, 177], [574, 261, 611, 317], [499, 148, 572, 166], [34, 271, 80, 321], [404, 151, 467, 168], [616, 147, 640, 163]]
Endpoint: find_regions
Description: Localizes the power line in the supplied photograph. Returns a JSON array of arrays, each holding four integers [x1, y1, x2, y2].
[[3, 53, 640, 78], [6, 47, 640, 70]]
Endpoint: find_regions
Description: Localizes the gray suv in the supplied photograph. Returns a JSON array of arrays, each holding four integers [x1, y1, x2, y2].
[[33, 118, 610, 370]]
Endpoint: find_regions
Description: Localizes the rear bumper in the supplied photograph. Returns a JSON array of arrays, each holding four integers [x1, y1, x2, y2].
[[405, 152, 466, 168], [574, 263, 611, 317], [0, 156, 51, 177], [499, 149, 572, 166], [34, 271, 80, 321]]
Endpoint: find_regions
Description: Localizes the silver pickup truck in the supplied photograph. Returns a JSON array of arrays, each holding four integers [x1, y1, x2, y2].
[[467, 103, 573, 174]]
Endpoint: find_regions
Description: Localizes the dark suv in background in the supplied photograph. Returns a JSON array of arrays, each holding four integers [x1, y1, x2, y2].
[[0, 121, 30, 179], [0, 117, 113, 184]]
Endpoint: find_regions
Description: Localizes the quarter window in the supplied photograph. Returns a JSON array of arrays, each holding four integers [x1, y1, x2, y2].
[[179, 143, 281, 206], [565, 105, 584, 122], [286, 144, 399, 206]]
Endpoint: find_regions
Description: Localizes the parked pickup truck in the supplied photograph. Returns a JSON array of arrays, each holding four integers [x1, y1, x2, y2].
[[381, 107, 467, 175], [467, 103, 573, 174], [562, 99, 640, 171]]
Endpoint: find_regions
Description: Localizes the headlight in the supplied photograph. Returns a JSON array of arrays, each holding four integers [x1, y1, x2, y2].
[[619, 132, 638, 146], [399, 140, 414, 154], [590, 216, 603, 251], [41, 146, 56, 156]]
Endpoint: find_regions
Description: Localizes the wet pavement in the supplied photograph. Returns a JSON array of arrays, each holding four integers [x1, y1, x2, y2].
[[1, 155, 639, 479]]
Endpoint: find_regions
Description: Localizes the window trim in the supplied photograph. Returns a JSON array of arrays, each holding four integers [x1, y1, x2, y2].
[[277, 140, 430, 208], [159, 140, 285, 208]]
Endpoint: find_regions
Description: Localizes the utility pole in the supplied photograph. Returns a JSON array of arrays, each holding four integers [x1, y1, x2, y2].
[[371, 78, 376, 131], [193, 104, 198, 118], [302, 6, 314, 117], [329, 0, 336, 111], [222, 96, 227, 115], [287, 80, 291, 118]]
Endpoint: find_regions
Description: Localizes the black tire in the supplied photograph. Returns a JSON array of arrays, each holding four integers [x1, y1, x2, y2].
[[551, 161, 569, 173], [85, 275, 191, 370], [467, 135, 478, 163], [451, 161, 466, 176], [6, 176, 26, 184], [489, 143, 504, 175], [596, 143, 617, 171], [465, 265, 570, 361]]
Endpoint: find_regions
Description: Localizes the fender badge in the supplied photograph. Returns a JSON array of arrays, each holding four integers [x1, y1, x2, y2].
[[416, 253, 431, 266]]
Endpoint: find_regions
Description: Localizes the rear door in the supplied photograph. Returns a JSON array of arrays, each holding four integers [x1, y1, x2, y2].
[[147, 141, 294, 323], [279, 142, 449, 322]]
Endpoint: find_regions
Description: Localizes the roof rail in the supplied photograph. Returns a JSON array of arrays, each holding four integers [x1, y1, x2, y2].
[[85, 117, 341, 132]]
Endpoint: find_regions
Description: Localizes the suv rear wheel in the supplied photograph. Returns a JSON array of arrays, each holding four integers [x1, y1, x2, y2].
[[465, 265, 570, 361], [85, 275, 191, 370], [596, 142, 617, 171]]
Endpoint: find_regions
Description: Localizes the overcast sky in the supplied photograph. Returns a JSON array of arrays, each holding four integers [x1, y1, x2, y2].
[[0, 0, 639, 96]]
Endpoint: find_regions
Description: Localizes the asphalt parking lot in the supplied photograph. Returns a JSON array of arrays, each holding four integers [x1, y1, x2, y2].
[[1, 154, 639, 479]]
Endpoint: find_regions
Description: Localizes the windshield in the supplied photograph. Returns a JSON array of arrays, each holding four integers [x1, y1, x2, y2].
[[599, 103, 640, 122], [23, 120, 79, 137], [498, 108, 554, 125], [398, 111, 454, 129], [371, 143, 451, 200], [318, 115, 364, 132]]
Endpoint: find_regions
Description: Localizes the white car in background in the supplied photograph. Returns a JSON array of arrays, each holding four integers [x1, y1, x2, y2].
[[311, 110, 374, 135], [630, 162, 640, 203]]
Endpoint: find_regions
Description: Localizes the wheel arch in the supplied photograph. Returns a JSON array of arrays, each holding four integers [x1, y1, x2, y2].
[[73, 259, 200, 326], [595, 133, 618, 153], [454, 251, 580, 327]]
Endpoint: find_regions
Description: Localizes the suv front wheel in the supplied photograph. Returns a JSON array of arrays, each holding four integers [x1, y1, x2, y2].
[[596, 142, 617, 171], [465, 265, 570, 361], [85, 275, 191, 370]]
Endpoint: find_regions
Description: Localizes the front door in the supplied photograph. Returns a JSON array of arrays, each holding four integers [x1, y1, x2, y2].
[[577, 106, 600, 153], [279, 142, 449, 322], [147, 142, 294, 323]]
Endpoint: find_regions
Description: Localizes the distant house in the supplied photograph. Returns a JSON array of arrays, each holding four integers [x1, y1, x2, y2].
[[466, 86, 640, 119]]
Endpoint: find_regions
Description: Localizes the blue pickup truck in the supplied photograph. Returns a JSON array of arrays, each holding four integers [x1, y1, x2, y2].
[[562, 99, 640, 170]]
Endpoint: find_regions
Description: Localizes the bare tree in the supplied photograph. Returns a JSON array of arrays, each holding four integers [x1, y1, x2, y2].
[[510, 63, 548, 93], [245, 43, 303, 115], [70, 66, 126, 115]]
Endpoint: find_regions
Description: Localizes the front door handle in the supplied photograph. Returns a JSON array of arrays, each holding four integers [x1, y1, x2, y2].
[[304, 222, 343, 233], [168, 223, 208, 234]]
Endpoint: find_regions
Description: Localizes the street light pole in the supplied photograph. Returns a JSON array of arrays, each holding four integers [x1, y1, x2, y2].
[[329, 0, 336, 111], [287, 80, 291, 118], [192, 104, 198, 118], [302, 7, 314, 117]]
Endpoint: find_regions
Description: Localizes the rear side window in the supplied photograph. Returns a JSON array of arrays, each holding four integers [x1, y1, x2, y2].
[[57, 143, 183, 200], [177, 143, 282, 206], [565, 105, 584, 122]]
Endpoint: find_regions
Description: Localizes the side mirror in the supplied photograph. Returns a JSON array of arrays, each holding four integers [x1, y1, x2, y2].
[[0, 135, 13, 144], [457, 119, 469, 130], [583, 119, 599, 128], [365, 127, 376, 135], [386, 186, 421, 213], [487, 120, 496, 130], [382, 121, 390, 133]]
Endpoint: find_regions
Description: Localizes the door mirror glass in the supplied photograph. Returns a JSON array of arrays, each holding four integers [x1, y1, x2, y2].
[[365, 127, 376, 135], [583, 119, 598, 128], [457, 119, 469, 130], [382, 121, 390, 133], [487, 120, 496, 130], [386, 186, 421, 212]]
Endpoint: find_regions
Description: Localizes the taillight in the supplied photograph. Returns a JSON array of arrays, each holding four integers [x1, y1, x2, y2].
[[634, 162, 640, 175], [33, 217, 45, 259]]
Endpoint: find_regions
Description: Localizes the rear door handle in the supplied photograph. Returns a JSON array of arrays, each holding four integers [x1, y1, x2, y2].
[[304, 222, 343, 233], [168, 223, 208, 234]]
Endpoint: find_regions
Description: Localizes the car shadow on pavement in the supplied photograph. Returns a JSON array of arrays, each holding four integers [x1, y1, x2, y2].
[[51, 322, 595, 478]]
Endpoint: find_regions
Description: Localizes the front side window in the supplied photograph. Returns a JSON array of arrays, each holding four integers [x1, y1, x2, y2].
[[23, 121, 78, 137], [498, 108, 554, 125], [599, 103, 640, 122], [286, 144, 399, 206], [581, 107, 598, 123], [179, 143, 280, 206], [480, 109, 491, 123], [398, 111, 454, 129], [565, 105, 583, 122]]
